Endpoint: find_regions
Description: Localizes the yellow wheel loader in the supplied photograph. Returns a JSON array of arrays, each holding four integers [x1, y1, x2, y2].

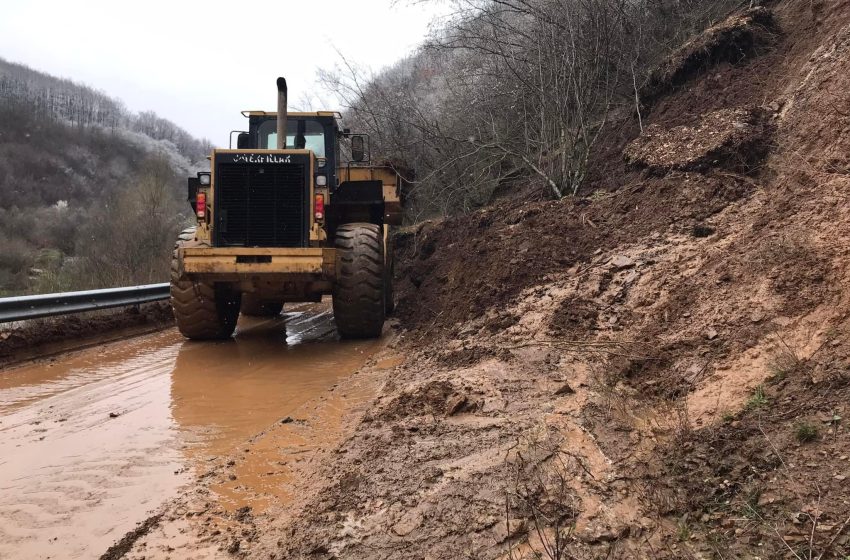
[[171, 78, 402, 339]]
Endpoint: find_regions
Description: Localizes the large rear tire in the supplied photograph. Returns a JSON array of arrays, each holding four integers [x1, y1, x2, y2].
[[332, 223, 385, 339], [240, 295, 284, 317], [384, 230, 395, 316], [170, 227, 241, 340]]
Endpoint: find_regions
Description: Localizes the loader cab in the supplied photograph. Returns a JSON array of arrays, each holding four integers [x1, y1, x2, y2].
[[241, 111, 341, 189]]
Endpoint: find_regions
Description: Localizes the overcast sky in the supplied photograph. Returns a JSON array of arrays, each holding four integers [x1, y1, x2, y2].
[[0, 0, 450, 147]]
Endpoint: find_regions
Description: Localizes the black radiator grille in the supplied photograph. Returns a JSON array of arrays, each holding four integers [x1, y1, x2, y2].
[[215, 163, 307, 247]]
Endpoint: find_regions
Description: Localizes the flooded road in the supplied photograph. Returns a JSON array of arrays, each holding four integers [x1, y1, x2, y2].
[[0, 302, 383, 559]]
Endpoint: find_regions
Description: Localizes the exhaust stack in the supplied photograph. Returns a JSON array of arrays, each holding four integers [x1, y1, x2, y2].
[[276, 77, 287, 149]]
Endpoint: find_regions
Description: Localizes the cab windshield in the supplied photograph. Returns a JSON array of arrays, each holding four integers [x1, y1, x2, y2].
[[258, 118, 325, 157]]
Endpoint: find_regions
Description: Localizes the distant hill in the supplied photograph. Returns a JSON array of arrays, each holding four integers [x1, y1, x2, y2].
[[0, 58, 209, 294], [0, 58, 211, 163]]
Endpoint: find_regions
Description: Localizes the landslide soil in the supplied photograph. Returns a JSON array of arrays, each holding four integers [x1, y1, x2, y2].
[[100, 2, 850, 558]]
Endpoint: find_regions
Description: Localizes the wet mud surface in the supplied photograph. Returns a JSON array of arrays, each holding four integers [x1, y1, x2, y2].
[[0, 302, 384, 559]]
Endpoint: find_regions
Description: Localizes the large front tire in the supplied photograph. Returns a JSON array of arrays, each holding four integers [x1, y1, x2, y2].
[[384, 230, 395, 316], [332, 223, 385, 339], [170, 227, 241, 340]]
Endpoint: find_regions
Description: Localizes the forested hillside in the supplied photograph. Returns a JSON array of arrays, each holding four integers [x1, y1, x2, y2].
[[0, 58, 210, 295]]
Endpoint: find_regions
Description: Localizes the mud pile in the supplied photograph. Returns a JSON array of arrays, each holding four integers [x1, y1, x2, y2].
[[642, 6, 778, 106], [0, 302, 174, 366], [250, 1, 850, 558], [624, 107, 773, 173]]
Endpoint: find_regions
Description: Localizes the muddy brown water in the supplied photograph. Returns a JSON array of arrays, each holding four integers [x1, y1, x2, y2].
[[0, 302, 381, 560]]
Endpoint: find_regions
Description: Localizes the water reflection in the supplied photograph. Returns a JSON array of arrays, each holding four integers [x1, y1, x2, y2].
[[169, 305, 380, 510]]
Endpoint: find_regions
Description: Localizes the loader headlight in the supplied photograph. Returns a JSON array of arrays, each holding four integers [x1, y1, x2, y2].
[[198, 172, 211, 186], [316, 174, 327, 186], [317, 158, 326, 168]]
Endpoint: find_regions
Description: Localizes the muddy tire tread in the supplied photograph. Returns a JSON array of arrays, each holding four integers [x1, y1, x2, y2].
[[384, 231, 395, 315], [170, 227, 240, 340], [332, 223, 385, 338]]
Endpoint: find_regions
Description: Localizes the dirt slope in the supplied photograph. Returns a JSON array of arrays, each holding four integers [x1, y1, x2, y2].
[[252, 1, 850, 558]]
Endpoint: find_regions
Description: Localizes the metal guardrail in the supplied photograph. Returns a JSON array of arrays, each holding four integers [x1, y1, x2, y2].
[[0, 283, 170, 323]]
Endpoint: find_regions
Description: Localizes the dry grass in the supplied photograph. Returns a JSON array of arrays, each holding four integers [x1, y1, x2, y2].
[[504, 428, 583, 560], [794, 422, 819, 443]]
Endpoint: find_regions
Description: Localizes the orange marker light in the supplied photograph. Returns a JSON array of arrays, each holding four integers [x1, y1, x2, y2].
[[314, 194, 325, 221], [196, 192, 206, 218]]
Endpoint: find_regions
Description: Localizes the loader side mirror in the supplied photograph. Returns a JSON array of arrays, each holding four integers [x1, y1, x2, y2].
[[236, 132, 251, 149], [351, 135, 366, 162]]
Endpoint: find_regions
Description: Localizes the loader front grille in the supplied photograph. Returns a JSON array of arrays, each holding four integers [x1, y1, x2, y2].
[[214, 159, 308, 247]]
